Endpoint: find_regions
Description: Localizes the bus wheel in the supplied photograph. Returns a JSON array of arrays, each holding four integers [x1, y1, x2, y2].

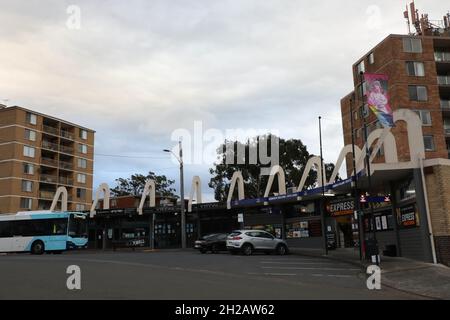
[[31, 241, 45, 255]]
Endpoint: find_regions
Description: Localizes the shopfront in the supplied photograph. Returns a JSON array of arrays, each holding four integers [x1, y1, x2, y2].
[[325, 197, 358, 248]]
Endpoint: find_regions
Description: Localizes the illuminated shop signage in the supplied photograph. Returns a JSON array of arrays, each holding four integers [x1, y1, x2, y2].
[[326, 199, 355, 217]]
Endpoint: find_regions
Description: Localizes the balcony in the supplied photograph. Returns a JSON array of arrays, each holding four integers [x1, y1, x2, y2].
[[435, 52, 450, 62], [60, 145, 74, 154], [438, 76, 450, 85], [40, 174, 58, 184], [42, 125, 59, 136], [59, 176, 74, 185], [41, 157, 58, 167], [445, 128, 450, 136], [42, 140, 59, 152], [60, 130, 74, 140], [39, 190, 56, 199], [59, 160, 73, 170]]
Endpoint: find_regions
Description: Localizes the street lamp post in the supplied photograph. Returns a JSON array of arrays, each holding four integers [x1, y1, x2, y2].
[[164, 140, 186, 249]]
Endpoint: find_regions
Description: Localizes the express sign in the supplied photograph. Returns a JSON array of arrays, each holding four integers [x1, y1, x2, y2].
[[326, 199, 355, 217]]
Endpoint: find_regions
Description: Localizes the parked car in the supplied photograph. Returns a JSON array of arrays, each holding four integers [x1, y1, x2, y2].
[[226, 230, 289, 256], [194, 233, 229, 254]]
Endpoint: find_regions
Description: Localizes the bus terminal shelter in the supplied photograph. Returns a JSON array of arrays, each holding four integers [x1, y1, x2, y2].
[[86, 167, 436, 264]]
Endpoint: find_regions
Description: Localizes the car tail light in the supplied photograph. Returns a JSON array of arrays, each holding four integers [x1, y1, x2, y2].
[[231, 236, 242, 240]]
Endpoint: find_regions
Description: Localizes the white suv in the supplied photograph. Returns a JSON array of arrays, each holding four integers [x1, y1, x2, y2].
[[226, 230, 289, 256]]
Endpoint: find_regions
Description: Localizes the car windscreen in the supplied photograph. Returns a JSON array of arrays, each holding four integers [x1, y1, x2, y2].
[[201, 234, 218, 240], [228, 232, 242, 237]]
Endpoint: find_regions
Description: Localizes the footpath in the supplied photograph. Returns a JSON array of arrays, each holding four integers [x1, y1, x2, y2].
[[290, 247, 450, 300]]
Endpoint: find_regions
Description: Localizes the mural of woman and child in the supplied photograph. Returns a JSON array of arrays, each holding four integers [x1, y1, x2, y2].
[[364, 73, 394, 128]]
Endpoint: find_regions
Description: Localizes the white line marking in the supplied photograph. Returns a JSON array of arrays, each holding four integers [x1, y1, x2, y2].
[[247, 272, 297, 276], [260, 261, 341, 265], [312, 274, 353, 278], [261, 266, 360, 271]]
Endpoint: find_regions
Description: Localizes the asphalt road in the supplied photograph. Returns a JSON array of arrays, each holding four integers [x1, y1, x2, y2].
[[0, 249, 424, 300]]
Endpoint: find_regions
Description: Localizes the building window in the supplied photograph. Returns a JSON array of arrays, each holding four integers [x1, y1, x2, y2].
[[24, 129, 36, 141], [23, 146, 35, 158], [368, 52, 375, 65], [20, 198, 33, 210], [414, 110, 432, 126], [77, 158, 87, 169], [75, 204, 85, 211], [79, 129, 87, 140], [78, 144, 88, 154], [26, 112, 37, 125], [408, 85, 428, 101], [406, 61, 425, 76], [21, 180, 33, 192], [23, 163, 34, 175], [403, 38, 422, 53], [77, 173, 86, 184], [356, 60, 365, 74], [423, 135, 435, 151], [76, 188, 86, 200]]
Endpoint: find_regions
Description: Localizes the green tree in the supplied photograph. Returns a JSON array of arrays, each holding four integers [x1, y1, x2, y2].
[[111, 171, 177, 197], [208, 134, 337, 202]]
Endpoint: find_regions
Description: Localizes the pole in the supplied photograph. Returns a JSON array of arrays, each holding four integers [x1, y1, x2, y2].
[[419, 157, 437, 264], [319, 116, 328, 255], [350, 98, 364, 261], [360, 71, 379, 265], [179, 140, 186, 249]]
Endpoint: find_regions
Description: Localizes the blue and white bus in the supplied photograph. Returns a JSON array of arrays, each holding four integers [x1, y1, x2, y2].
[[0, 211, 88, 254]]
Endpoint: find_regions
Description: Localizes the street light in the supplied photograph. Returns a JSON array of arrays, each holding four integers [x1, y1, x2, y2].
[[163, 140, 186, 249]]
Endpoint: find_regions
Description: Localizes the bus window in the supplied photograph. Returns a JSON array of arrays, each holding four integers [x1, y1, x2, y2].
[[51, 219, 68, 235]]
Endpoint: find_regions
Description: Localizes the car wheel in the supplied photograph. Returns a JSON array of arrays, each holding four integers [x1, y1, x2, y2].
[[241, 244, 253, 256], [200, 248, 207, 254], [276, 244, 288, 256], [211, 244, 219, 254], [31, 241, 45, 255]]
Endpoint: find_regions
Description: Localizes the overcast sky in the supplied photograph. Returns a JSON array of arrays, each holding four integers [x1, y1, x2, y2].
[[0, 0, 447, 201]]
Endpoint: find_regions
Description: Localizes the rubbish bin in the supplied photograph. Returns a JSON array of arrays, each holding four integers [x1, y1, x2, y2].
[[365, 239, 379, 261]]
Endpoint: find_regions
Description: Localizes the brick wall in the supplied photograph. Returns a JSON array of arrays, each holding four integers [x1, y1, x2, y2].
[[425, 164, 450, 266]]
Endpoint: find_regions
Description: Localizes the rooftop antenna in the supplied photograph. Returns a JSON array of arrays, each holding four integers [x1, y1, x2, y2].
[[404, 5, 412, 35], [410, 1, 422, 35]]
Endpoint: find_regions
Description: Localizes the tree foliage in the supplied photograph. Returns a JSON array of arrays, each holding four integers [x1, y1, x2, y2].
[[111, 171, 177, 197], [208, 134, 338, 202]]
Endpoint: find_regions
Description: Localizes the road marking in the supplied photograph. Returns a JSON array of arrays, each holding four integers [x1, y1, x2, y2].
[[312, 274, 353, 278], [260, 261, 342, 265], [247, 272, 297, 276], [261, 266, 360, 271]]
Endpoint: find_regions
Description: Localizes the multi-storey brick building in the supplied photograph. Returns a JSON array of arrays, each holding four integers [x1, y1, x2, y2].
[[339, 9, 450, 265], [341, 33, 450, 174], [0, 105, 95, 214]]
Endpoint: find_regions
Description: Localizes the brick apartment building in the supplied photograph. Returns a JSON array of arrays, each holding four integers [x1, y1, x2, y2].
[[0, 105, 95, 214], [340, 9, 450, 265]]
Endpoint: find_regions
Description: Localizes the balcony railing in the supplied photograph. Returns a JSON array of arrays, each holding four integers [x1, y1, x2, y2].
[[59, 161, 73, 170], [39, 174, 58, 184], [41, 157, 58, 167], [42, 125, 59, 135], [60, 130, 74, 140], [435, 52, 450, 62], [60, 145, 74, 154], [438, 76, 450, 85], [39, 190, 56, 199], [441, 100, 450, 109], [59, 176, 74, 185], [445, 128, 450, 136], [42, 140, 59, 151]]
